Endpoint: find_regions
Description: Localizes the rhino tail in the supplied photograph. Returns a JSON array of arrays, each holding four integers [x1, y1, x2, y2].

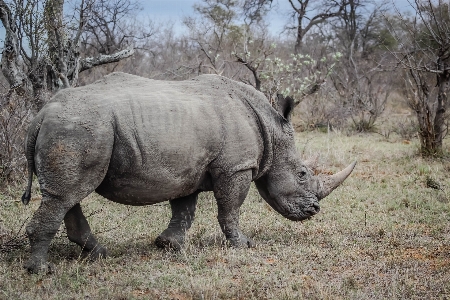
[[22, 116, 43, 205], [21, 171, 33, 205]]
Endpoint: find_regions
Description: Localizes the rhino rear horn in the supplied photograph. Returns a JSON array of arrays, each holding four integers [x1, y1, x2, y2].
[[304, 155, 319, 171], [318, 161, 356, 200]]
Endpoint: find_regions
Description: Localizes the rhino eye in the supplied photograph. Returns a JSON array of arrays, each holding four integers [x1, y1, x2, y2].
[[297, 170, 307, 181]]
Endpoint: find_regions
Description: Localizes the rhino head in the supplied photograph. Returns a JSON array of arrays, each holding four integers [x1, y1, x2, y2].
[[254, 95, 356, 221]]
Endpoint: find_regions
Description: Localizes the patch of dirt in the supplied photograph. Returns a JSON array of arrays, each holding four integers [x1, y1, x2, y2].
[[387, 245, 450, 272]]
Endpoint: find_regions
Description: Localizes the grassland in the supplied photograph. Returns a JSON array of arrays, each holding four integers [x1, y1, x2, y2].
[[1, 131, 449, 299]]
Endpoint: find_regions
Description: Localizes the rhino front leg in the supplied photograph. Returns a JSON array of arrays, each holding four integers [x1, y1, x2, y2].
[[154, 192, 199, 251], [214, 170, 255, 248], [64, 203, 107, 260]]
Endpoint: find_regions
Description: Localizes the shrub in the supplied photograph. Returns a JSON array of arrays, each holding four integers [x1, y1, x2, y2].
[[0, 93, 32, 185]]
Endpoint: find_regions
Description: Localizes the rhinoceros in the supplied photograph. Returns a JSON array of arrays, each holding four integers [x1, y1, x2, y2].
[[21, 72, 355, 273]]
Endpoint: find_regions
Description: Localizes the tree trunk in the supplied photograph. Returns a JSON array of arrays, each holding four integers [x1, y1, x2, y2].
[[0, 1, 33, 98], [432, 70, 450, 153], [417, 99, 435, 156], [45, 0, 80, 90], [294, 20, 304, 55], [414, 77, 448, 157]]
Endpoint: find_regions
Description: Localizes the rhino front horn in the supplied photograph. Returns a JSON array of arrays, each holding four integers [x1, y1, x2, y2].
[[318, 161, 357, 200]]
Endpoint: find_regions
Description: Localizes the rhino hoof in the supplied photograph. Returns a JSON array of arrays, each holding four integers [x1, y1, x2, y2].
[[24, 259, 54, 274], [81, 246, 107, 261], [154, 235, 183, 251], [228, 236, 255, 248]]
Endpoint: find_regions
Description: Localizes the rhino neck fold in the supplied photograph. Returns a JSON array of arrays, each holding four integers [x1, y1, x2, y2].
[[239, 96, 274, 180]]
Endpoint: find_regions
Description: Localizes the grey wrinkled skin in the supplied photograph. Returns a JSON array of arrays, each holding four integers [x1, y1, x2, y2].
[[21, 72, 355, 273]]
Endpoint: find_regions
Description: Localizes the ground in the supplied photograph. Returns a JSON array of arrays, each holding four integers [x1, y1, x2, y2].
[[1, 131, 449, 299]]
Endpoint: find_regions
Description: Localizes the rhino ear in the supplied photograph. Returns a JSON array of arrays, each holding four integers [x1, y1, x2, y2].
[[276, 94, 294, 120]]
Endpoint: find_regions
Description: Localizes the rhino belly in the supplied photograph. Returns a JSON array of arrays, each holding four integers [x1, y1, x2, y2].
[[95, 165, 208, 205], [95, 135, 216, 205]]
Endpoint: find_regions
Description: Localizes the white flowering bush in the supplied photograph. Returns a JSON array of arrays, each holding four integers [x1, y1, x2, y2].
[[258, 51, 341, 105], [234, 39, 342, 106]]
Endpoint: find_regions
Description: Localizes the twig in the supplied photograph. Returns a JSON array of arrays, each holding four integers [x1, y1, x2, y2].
[[0, 217, 29, 252]]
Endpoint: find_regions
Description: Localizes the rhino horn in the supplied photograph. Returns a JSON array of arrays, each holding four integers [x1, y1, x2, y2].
[[318, 161, 356, 200]]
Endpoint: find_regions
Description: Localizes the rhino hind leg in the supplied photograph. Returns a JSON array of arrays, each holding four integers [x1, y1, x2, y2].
[[155, 192, 199, 251], [64, 203, 107, 260], [25, 194, 105, 273], [24, 134, 111, 273], [24, 196, 74, 274]]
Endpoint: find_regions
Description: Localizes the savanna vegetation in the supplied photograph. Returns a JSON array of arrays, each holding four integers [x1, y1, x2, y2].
[[0, 0, 449, 299]]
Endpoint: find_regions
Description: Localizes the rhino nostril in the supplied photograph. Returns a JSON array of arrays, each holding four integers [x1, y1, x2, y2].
[[303, 202, 320, 216], [312, 202, 320, 212]]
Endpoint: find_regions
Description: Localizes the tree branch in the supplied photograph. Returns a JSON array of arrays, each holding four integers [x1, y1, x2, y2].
[[234, 54, 261, 90], [79, 48, 135, 72]]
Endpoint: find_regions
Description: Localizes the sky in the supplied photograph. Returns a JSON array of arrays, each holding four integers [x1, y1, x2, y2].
[[139, 0, 414, 35], [139, 0, 289, 34]]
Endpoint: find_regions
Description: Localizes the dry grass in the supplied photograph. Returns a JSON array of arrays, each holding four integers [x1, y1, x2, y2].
[[1, 131, 450, 299]]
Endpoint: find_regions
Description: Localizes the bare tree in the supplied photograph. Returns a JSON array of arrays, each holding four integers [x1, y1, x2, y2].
[[80, 0, 153, 56], [390, 0, 450, 156], [234, 0, 341, 105], [233, 29, 274, 92], [255, 0, 350, 107], [0, 0, 136, 112], [286, 0, 347, 55], [183, 0, 240, 75], [328, 0, 392, 131], [144, 24, 203, 80], [0, 91, 30, 183], [242, 0, 272, 25]]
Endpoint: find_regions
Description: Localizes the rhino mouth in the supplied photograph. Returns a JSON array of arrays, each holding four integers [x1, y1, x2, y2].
[[283, 200, 320, 221]]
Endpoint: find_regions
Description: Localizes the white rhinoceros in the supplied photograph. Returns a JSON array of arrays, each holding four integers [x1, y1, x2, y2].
[[21, 72, 355, 273]]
